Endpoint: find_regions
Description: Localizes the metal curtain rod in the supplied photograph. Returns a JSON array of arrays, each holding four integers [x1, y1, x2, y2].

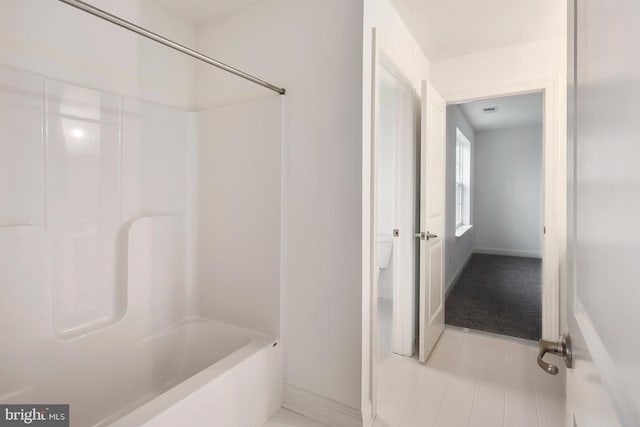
[[57, 0, 286, 95]]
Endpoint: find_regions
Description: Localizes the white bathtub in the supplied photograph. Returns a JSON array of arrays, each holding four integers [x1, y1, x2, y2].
[[2, 317, 281, 427], [109, 319, 282, 427]]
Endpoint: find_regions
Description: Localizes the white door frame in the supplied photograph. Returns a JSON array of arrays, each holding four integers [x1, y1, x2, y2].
[[444, 80, 565, 341], [378, 48, 419, 357], [364, 49, 565, 422], [367, 28, 419, 421]]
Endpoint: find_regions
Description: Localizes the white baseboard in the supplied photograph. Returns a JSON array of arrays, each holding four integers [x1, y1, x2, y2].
[[473, 247, 542, 259], [283, 384, 363, 427], [446, 252, 473, 297]]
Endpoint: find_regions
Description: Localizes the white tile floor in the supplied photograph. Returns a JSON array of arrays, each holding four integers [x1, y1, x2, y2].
[[375, 328, 565, 427], [378, 297, 393, 357], [264, 328, 565, 427], [263, 409, 328, 427]]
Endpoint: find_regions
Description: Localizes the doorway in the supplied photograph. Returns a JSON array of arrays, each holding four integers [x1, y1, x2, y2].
[[444, 92, 545, 341], [374, 52, 419, 361], [370, 37, 422, 419], [368, 31, 450, 420]]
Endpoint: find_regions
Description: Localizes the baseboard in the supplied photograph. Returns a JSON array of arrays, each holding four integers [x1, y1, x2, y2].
[[283, 384, 363, 427], [446, 252, 473, 297], [473, 247, 542, 259]]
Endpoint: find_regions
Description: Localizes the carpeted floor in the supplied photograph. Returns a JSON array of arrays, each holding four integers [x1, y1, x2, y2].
[[445, 254, 542, 341]]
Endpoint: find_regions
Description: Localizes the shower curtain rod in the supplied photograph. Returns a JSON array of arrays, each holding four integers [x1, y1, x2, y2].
[[57, 0, 286, 95]]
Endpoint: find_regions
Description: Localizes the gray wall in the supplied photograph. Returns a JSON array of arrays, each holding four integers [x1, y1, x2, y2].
[[474, 126, 543, 257], [445, 105, 476, 292]]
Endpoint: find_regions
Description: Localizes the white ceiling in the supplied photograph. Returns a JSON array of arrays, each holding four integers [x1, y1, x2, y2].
[[389, 0, 564, 61], [151, 0, 259, 24], [458, 92, 543, 132]]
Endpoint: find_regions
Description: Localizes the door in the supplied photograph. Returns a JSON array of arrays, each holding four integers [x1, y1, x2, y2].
[[564, 0, 640, 425], [418, 80, 446, 363]]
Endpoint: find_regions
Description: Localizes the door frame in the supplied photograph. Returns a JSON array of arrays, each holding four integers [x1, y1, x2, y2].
[[378, 53, 419, 357], [444, 79, 566, 342], [366, 28, 420, 421]]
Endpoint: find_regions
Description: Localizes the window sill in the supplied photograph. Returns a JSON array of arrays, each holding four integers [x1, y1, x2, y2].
[[455, 224, 473, 238]]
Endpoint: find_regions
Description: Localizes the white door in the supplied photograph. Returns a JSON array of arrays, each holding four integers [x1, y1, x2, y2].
[[564, 0, 640, 425], [418, 80, 446, 363]]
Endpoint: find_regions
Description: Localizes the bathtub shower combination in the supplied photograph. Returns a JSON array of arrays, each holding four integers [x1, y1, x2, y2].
[[0, 1, 285, 426]]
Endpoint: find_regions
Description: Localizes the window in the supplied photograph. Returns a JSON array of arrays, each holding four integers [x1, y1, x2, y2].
[[455, 128, 472, 236]]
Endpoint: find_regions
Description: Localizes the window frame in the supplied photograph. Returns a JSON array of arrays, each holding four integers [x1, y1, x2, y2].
[[455, 128, 472, 237]]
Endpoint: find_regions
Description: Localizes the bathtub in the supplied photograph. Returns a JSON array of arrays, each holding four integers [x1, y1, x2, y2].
[[2, 317, 282, 427], [107, 319, 282, 427]]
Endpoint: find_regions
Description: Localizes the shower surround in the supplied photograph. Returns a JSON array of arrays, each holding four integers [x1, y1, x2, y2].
[[0, 64, 283, 426]]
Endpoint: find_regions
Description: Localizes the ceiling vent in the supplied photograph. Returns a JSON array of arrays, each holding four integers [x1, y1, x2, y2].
[[482, 106, 498, 113]]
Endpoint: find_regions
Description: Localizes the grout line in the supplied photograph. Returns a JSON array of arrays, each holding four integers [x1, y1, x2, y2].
[[431, 330, 466, 427], [446, 324, 538, 347], [533, 371, 543, 427], [466, 366, 480, 426], [502, 344, 508, 427], [503, 376, 507, 427]]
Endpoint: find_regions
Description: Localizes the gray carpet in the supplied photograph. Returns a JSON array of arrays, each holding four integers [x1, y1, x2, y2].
[[445, 254, 542, 341]]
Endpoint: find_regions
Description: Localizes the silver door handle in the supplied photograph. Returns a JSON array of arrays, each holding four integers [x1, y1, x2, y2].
[[537, 334, 572, 375], [414, 232, 438, 240]]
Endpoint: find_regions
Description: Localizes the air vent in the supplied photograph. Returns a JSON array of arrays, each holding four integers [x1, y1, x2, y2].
[[482, 106, 498, 113]]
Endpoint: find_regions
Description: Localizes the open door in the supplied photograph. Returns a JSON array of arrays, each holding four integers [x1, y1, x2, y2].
[[418, 80, 446, 363], [560, 1, 639, 425]]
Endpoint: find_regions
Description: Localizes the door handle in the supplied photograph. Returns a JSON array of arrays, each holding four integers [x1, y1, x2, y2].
[[414, 231, 438, 241], [537, 334, 572, 375]]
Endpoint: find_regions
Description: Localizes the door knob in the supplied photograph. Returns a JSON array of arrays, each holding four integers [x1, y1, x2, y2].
[[537, 334, 572, 375], [415, 231, 438, 241]]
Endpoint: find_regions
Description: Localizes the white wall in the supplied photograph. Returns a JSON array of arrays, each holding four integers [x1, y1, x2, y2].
[[197, 96, 282, 338], [0, 0, 197, 109], [474, 126, 543, 258], [196, 0, 365, 415], [445, 105, 475, 292], [432, 38, 565, 104]]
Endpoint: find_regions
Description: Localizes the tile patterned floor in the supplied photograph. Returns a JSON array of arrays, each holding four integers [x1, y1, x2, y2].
[[375, 328, 565, 427], [263, 409, 328, 427], [264, 328, 565, 427]]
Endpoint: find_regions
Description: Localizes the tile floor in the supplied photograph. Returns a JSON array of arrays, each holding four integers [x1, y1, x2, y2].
[[378, 297, 393, 357], [375, 328, 565, 427], [264, 328, 565, 427], [263, 408, 328, 427]]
